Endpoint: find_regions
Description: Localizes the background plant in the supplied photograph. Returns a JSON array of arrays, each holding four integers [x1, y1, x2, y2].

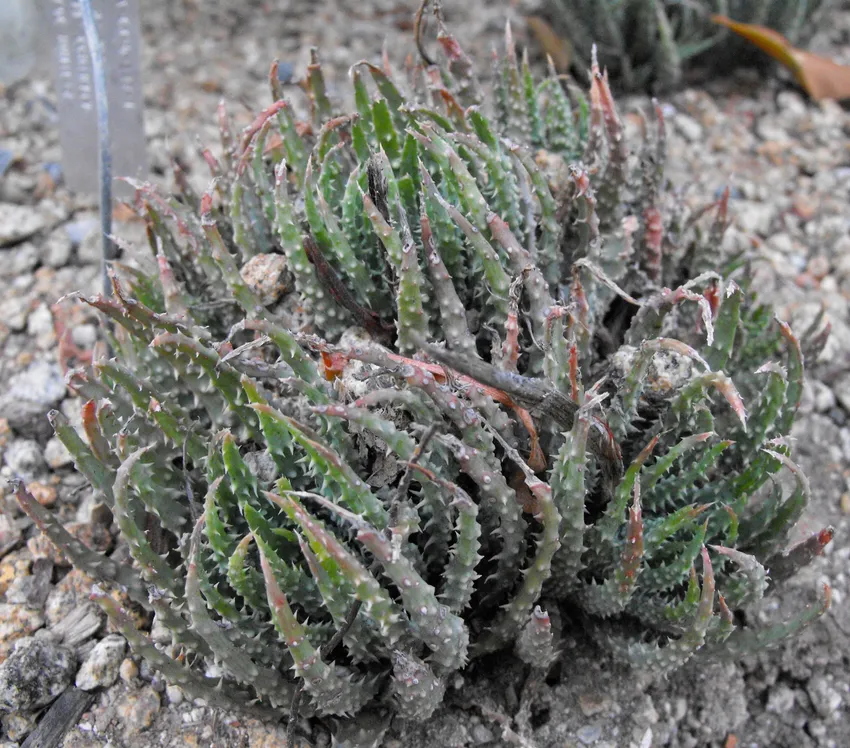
[[543, 0, 836, 90], [17, 1, 833, 741]]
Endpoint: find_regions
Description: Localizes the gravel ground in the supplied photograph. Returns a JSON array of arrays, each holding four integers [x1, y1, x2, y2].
[[1, 1, 850, 746]]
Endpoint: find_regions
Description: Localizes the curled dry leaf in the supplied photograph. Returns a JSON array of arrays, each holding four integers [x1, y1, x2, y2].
[[526, 15, 573, 73], [712, 14, 850, 101]]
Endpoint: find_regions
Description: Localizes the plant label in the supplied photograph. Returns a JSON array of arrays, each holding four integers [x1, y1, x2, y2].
[[45, 0, 147, 195]]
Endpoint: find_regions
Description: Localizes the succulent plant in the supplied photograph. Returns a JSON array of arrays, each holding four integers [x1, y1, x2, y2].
[[544, 0, 836, 90], [17, 1, 833, 740]]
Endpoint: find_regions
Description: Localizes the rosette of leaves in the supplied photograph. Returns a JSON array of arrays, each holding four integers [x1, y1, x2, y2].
[[17, 2, 833, 739], [544, 0, 836, 90]]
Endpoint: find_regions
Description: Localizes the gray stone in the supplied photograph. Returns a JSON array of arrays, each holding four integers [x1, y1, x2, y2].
[[42, 228, 73, 268], [63, 217, 99, 247], [834, 373, 850, 414], [806, 676, 842, 718], [116, 686, 161, 738], [240, 252, 292, 306], [165, 684, 184, 706], [3, 439, 46, 480], [75, 635, 126, 691], [8, 359, 67, 404], [807, 719, 828, 739], [736, 201, 775, 236], [674, 114, 703, 143], [611, 345, 694, 398], [0, 515, 19, 558], [0, 604, 44, 661], [776, 91, 808, 118], [756, 116, 791, 143], [577, 724, 603, 744], [811, 380, 836, 414], [470, 724, 495, 744], [76, 226, 103, 265], [579, 690, 613, 717], [44, 436, 73, 468], [244, 450, 278, 485], [631, 694, 659, 728], [0, 360, 66, 440], [0, 203, 47, 246], [840, 429, 850, 464], [71, 323, 98, 350], [0, 242, 38, 276], [149, 613, 172, 645], [635, 728, 653, 748], [0, 399, 52, 441], [4, 557, 52, 607], [766, 683, 796, 714], [26, 303, 56, 349], [119, 658, 139, 684], [833, 237, 850, 278], [0, 636, 76, 712], [0, 711, 37, 742], [0, 295, 28, 333]]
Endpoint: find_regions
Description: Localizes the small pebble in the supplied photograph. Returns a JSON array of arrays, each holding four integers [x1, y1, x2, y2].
[[150, 614, 173, 645], [806, 676, 843, 718], [42, 228, 73, 268], [736, 201, 775, 236], [0, 711, 37, 742], [119, 657, 139, 684], [26, 303, 55, 349], [579, 691, 611, 717], [76, 227, 105, 265], [675, 114, 703, 142], [116, 685, 161, 737], [43, 436, 73, 468], [0, 552, 30, 597], [0, 360, 66, 440], [0, 242, 38, 276], [276, 60, 295, 84], [44, 569, 96, 626], [71, 323, 97, 350], [0, 635, 76, 711], [766, 684, 796, 714], [0, 604, 45, 661], [577, 724, 603, 745], [64, 218, 99, 247], [239, 253, 292, 306], [470, 724, 494, 744], [813, 381, 837, 413], [75, 634, 126, 691], [0, 203, 47, 247], [26, 480, 57, 506], [244, 450, 278, 484], [0, 150, 13, 177], [4, 557, 52, 607], [807, 255, 830, 280], [3, 439, 46, 480]]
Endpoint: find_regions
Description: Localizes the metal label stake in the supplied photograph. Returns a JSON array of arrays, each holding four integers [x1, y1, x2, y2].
[[45, 0, 147, 197]]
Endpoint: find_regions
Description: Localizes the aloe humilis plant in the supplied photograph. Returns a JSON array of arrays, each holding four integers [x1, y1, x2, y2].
[[545, 0, 836, 90], [17, 0, 833, 738]]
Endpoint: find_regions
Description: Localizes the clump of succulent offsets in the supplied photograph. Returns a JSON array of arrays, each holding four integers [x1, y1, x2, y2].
[[17, 0, 833, 741], [544, 0, 836, 90]]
